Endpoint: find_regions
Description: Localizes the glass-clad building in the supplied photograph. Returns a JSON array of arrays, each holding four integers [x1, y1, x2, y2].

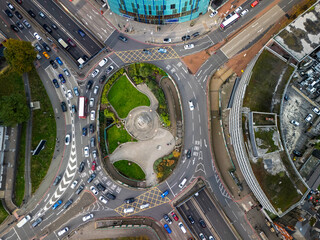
[[108, 0, 210, 24]]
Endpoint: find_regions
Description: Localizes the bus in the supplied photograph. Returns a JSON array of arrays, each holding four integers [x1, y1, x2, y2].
[[220, 13, 240, 30], [58, 38, 69, 50], [78, 96, 87, 119]]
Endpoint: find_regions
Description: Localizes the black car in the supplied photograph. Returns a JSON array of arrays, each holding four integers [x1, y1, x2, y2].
[[186, 149, 192, 159], [188, 215, 195, 224], [61, 102, 67, 112], [51, 23, 58, 30], [124, 198, 135, 204], [43, 24, 52, 33], [199, 219, 206, 228], [63, 199, 73, 209], [99, 75, 106, 84], [87, 173, 96, 183], [16, 21, 24, 30], [32, 217, 43, 228], [106, 192, 116, 200], [83, 55, 89, 62], [75, 184, 84, 194], [192, 32, 199, 38], [96, 183, 106, 191], [181, 35, 190, 41], [28, 10, 36, 18], [86, 80, 93, 90], [11, 25, 19, 32], [79, 161, 85, 173], [89, 124, 94, 133], [72, 105, 77, 113], [293, 150, 302, 157], [118, 35, 128, 42], [52, 79, 59, 88], [82, 127, 87, 136], [59, 74, 66, 84], [5, 9, 13, 18], [163, 214, 172, 224], [50, 60, 58, 69], [15, 0, 23, 4], [42, 42, 51, 52], [53, 175, 62, 185], [15, 11, 22, 19]]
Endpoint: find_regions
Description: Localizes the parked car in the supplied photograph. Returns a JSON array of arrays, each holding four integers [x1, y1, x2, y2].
[[91, 160, 96, 171], [234, 6, 242, 13], [16, 21, 24, 30], [89, 123, 95, 134], [34, 43, 42, 52], [5, 9, 13, 18], [313, 107, 320, 115], [7, 3, 15, 11], [50, 60, 58, 69], [184, 44, 194, 50], [90, 186, 98, 195], [199, 219, 206, 228], [63, 199, 73, 209], [90, 137, 95, 147], [192, 32, 199, 38], [11, 25, 19, 32], [106, 65, 114, 74], [163, 38, 172, 43], [106, 192, 116, 200], [65, 134, 70, 145], [22, 19, 31, 28], [90, 110, 95, 121], [87, 80, 93, 90], [82, 213, 94, 222], [52, 79, 59, 88], [99, 196, 108, 204], [96, 182, 106, 191], [240, 9, 249, 16], [84, 146, 89, 157], [164, 214, 172, 224], [93, 85, 99, 95], [210, 10, 218, 18], [78, 161, 85, 173], [33, 32, 42, 41], [15, 11, 22, 19], [89, 98, 94, 107], [171, 212, 179, 221], [75, 184, 84, 194], [99, 58, 108, 67], [53, 175, 62, 186], [124, 198, 135, 204], [181, 35, 190, 41], [164, 224, 172, 234], [82, 127, 87, 136], [58, 227, 69, 237], [91, 69, 99, 78], [99, 75, 107, 83], [290, 120, 299, 126], [59, 74, 66, 84], [42, 42, 51, 52], [188, 215, 195, 224], [56, 57, 63, 65], [61, 102, 67, 112], [67, 90, 73, 99], [293, 150, 302, 157], [73, 87, 79, 96], [305, 113, 313, 122]]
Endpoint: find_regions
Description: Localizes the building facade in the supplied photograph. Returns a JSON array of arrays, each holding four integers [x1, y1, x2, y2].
[[107, 0, 210, 24]]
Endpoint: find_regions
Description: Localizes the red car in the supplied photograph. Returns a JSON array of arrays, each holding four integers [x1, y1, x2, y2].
[[92, 160, 96, 171], [171, 212, 179, 221], [251, 0, 259, 7]]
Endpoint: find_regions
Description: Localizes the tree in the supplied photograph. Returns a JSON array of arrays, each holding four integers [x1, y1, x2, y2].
[[139, 65, 152, 78], [0, 94, 29, 126], [3, 39, 37, 74]]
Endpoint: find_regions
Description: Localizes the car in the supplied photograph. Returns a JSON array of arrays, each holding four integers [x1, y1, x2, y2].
[[75, 184, 85, 194], [32, 217, 43, 228], [63, 199, 73, 209], [70, 180, 78, 189], [67, 38, 76, 47], [106, 65, 114, 74], [42, 42, 51, 52], [91, 160, 96, 171], [178, 222, 187, 233], [43, 52, 50, 59], [28, 10, 36, 18], [118, 35, 128, 42], [188, 100, 194, 110], [124, 207, 134, 213], [57, 227, 69, 236], [251, 0, 259, 8], [73, 87, 79, 96], [158, 48, 167, 53], [192, 32, 199, 38], [33, 32, 42, 41], [15, 0, 23, 3], [51, 23, 58, 30], [99, 196, 108, 204], [184, 44, 194, 50], [90, 186, 98, 195], [99, 58, 108, 67], [53, 175, 62, 185], [15, 11, 22, 19], [50, 60, 58, 69], [79, 161, 85, 173], [186, 149, 192, 158], [22, 20, 31, 28], [163, 224, 172, 234], [61, 102, 67, 112], [67, 90, 73, 99], [78, 29, 86, 37], [209, 236, 215, 240], [290, 120, 299, 126], [99, 75, 107, 83], [163, 214, 172, 224], [188, 215, 195, 224], [140, 203, 150, 209], [82, 127, 87, 136], [163, 38, 172, 43], [199, 233, 206, 240], [39, 11, 46, 18], [16, 21, 24, 30], [89, 123, 95, 133], [171, 212, 179, 221], [63, 68, 70, 77], [96, 183, 106, 191], [36, 54, 42, 60], [234, 6, 243, 13], [92, 149, 97, 159], [11, 25, 19, 32], [305, 113, 313, 122], [65, 134, 70, 145], [89, 98, 94, 107], [181, 35, 190, 41], [87, 173, 96, 183], [72, 105, 76, 113], [91, 69, 99, 78], [43, 24, 52, 33], [59, 74, 66, 84], [240, 9, 249, 16], [90, 137, 95, 147], [179, 178, 187, 188], [161, 190, 169, 198], [199, 219, 206, 228], [7, 3, 15, 11], [124, 198, 135, 204], [84, 146, 89, 157], [87, 80, 93, 90], [93, 85, 99, 95], [106, 192, 116, 200], [34, 44, 42, 52], [90, 110, 95, 121], [313, 107, 320, 115], [52, 200, 62, 210], [5, 9, 13, 18], [56, 57, 63, 65], [143, 49, 152, 55], [210, 10, 218, 18], [293, 150, 302, 157], [52, 79, 59, 88]]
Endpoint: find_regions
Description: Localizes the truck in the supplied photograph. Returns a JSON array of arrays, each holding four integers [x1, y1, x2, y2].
[[58, 38, 69, 50], [17, 215, 31, 228]]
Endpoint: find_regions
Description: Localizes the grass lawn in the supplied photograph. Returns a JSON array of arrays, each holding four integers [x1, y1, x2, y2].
[[107, 124, 134, 154], [15, 122, 26, 207], [28, 68, 56, 193], [0, 68, 24, 96], [107, 75, 150, 118], [0, 201, 8, 224], [114, 160, 145, 180]]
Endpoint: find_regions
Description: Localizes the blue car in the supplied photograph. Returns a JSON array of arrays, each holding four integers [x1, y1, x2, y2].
[[161, 190, 169, 198], [164, 224, 172, 234], [58, 74, 66, 84], [52, 79, 59, 88], [52, 200, 62, 210], [56, 57, 63, 65], [158, 48, 167, 53], [73, 87, 79, 96]]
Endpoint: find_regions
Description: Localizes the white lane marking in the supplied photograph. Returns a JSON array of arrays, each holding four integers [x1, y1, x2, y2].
[[179, 172, 185, 180], [165, 180, 176, 197], [13, 228, 22, 240]]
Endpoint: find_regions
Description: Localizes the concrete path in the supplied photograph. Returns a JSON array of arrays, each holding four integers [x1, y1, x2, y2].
[[136, 83, 159, 111]]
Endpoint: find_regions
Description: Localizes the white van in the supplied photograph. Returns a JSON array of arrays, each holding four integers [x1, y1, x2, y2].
[[123, 207, 134, 213], [99, 58, 108, 67], [178, 222, 187, 233], [140, 203, 150, 209], [179, 178, 187, 188], [17, 215, 31, 228], [58, 227, 69, 236]]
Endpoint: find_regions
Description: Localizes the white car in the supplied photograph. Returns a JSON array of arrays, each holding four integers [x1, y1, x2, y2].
[[70, 180, 78, 189], [90, 110, 95, 121], [210, 10, 218, 18], [92, 150, 97, 160], [90, 186, 98, 195], [290, 120, 299, 126], [63, 68, 70, 77], [163, 38, 171, 43], [179, 178, 187, 188], [67, 90, 73, 99], [188, 100, 194, 111], [84, 146, 89, 157], [98, 58, 108, 67], [82, 213, 94, 222], [89, 98, 94, 108], [184, 44, 194, 50], [93, 85, 99, 95], [240, 9, 249, 16], [313, 107, 320, 115], [99, 196, 108, 204], [65, 134, 70, 145], [34, 32, 42, 41], [91, 69, 99, 78], [234, 6, 242, 14], [57, 227, 69, 236], [305, 114, 313, 122]]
